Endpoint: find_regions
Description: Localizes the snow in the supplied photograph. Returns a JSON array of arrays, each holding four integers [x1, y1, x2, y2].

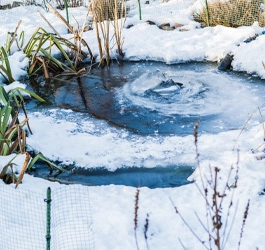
[[1, 0, 265, 249]]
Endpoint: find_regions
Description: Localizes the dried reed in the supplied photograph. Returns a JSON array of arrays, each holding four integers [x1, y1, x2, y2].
[[15, 152, 31, 188], [47, 2, 94, 63], [90, 0, 126, 66], [193, 0, 265, 27]]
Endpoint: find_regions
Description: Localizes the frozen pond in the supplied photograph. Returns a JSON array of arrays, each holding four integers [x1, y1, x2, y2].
[[29, 61, 265, 135], [26, 61, 265, 188]]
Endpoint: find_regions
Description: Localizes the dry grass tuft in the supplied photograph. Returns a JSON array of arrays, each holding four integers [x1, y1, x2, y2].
[[193, 0, 265, 27], [90, 0, 126, 66], [92, 0, 126, 22]]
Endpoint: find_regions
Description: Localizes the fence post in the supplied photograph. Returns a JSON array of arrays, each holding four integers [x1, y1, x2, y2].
[[44, 187, 52, 250], [63, 0, 69, 24], [205, 0, 210, 26], [137, 0, 142, 20]]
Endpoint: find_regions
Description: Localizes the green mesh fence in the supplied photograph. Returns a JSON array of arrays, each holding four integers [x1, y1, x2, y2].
[[0, 184, 95, 250]]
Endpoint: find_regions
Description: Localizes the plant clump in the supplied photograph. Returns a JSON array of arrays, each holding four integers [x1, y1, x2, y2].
[[193, 0, 265, 27], [0, 23, 69, 187], [24, 2, 95, 79]]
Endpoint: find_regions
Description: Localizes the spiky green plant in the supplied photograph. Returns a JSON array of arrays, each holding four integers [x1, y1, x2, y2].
[[24, 27, 89, 79], [0, 86, 44, 155], [0, 86, 66, 185], [44, 2, 94, 67], [0, 103, 27, 156]]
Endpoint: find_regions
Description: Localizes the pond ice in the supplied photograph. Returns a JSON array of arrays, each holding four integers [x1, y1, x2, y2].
[[119, 63, 265, 133]]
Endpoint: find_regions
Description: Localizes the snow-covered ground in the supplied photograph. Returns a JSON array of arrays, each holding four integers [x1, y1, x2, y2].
[[1, 0, 265, 249]]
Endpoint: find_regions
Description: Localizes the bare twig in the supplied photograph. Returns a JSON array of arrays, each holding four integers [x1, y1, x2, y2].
[[258, 107, 265, 139], [170, 197, 210, 250], [144, 213, 150, 250], [233, 110, 255, 149], [238, 200, 250, 250], [134, 187, 140, 250]]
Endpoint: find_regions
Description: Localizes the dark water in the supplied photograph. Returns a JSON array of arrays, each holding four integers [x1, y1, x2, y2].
[[31, 164, 193, 188], [26, 61, 265, 188]]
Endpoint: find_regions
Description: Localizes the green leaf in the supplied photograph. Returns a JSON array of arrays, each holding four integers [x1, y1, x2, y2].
[[27, 153, 67, 172], [0, 86, 9, 106], [9, 87, 45, 103], [0, 46, 15, 83], [52, 36, 76, 72]]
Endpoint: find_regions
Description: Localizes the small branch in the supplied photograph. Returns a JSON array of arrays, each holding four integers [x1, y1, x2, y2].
[[258, 107, 265, 140], [233, 110, 255, 150], [238, 200, 250, 250], [170, 197, 210, 250], [144, 213, 150, 250]]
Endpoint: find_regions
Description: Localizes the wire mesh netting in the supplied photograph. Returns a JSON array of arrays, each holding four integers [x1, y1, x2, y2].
[[0, 0, 193, 22], [0, 184, 95, 250], [0, 184, 47, 250], [1, 0, 265, 28], [50, 186, 94, 250]]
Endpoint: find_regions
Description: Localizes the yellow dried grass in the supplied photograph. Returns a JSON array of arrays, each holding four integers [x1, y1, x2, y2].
[[193, 0, 265, 27]]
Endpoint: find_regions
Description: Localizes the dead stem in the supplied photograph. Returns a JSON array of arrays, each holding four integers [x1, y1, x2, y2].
[[144, 213, 150, 250], [170, 197, 210, 250], [15, 152, 31, 188], [238, 200, 250, 250], [134, 187, 140, 250], [8, 20, 22, 53], [258, 107, 265, 139]]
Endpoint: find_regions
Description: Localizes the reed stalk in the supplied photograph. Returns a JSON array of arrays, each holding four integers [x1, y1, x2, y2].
[[113, 0, 125, 57]]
